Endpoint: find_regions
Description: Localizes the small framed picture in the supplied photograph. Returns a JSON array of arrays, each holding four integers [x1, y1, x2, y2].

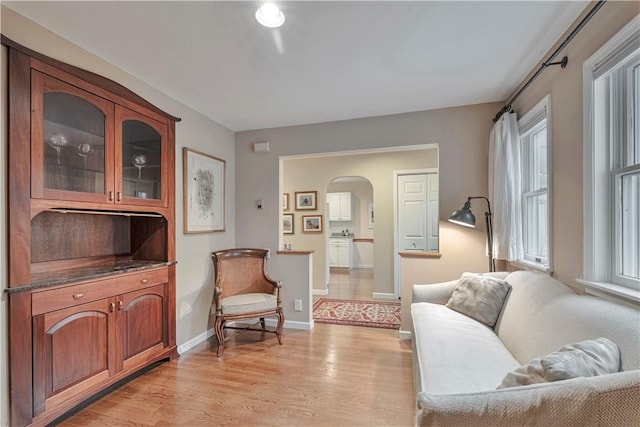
[[295, 191, 317, 210], [302, 215, 323, 233], [283, 213, 294, 234], [282, 193, 290, 211]]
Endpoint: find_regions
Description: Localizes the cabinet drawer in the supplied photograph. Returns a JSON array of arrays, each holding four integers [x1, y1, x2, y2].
[[115, 268, 168, 294], [32, 278, 117, 315]]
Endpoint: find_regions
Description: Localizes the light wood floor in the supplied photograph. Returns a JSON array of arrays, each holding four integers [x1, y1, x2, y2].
[[319, 268, 375, 301], [58, 324, 415, 426]]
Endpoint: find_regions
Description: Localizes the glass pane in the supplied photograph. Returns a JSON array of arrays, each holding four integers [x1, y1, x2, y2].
[[531, 125, 547, 190], [621, 171, 640, 280], [525, 192, 548, 261], [122, 120, 162, 200], [43, 92, 106, 193]]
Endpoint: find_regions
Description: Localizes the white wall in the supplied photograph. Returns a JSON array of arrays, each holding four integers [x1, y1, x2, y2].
[[0, 8, 237, 424]]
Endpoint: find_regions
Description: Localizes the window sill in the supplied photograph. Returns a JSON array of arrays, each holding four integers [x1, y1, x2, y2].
[[576, 278, 640, 305], [510, 259, 552, 275]]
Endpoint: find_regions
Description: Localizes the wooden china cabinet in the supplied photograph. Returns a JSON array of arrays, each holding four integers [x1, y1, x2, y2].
[[3, 37, 180, 427]]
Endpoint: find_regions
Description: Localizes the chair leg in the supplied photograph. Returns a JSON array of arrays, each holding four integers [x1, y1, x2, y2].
[[276, 310, 284, 345], [260, 317, 266, 330], [214, 318, 225, 357]]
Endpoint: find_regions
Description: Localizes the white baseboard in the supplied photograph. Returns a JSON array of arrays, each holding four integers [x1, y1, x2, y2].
[[313, 288, 328, 296], [177, 318, 314, 355], [398, 330, 412, 340], [177, 327, 215, 355], [263, 318, 314, 330], [373, 292, 397, 300]]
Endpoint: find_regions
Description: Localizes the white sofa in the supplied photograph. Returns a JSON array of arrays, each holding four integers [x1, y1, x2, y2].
[[411, 270, 640, 427]]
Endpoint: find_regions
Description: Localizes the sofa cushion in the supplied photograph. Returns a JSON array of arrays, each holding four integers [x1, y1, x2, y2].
[[498, 337, 621, 389], [412, 302, 520, 395], [494, 271, 640, 371], [445, 273, 511, 327]]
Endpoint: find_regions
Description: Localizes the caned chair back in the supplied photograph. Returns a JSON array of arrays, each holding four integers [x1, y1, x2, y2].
[[213, 249, 276, 300]]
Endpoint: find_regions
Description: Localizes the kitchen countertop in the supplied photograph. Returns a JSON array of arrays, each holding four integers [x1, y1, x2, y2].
[[329, 233, 354, 238]]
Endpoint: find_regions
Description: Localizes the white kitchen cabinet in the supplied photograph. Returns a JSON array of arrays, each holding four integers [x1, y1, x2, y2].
[[329, 237, 353, 269], [327, 192, 352, 221]]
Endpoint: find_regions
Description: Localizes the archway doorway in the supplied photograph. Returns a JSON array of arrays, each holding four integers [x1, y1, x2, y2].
[[324, 176, 374, 301]]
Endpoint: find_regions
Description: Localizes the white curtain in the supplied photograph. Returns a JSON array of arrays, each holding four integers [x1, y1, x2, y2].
[[488, 112, 523, 261]]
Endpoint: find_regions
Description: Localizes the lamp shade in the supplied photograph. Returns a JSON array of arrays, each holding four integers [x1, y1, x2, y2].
[[448, 202, 476, 228]]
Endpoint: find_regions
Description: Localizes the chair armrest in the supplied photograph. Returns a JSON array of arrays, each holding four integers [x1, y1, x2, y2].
[[213, 286, 222, 314], [412, 281, 458, 305], [272, 281, 282, 299], [263, 271, 280, 288], [416, 372, 640, 427]]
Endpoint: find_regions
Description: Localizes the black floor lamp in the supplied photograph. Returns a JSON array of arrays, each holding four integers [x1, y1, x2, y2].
[[448, 196, 496, 272]]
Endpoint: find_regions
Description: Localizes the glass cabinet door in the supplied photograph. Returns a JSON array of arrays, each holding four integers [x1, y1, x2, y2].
[[115, 106, 168, 207], [31, 71, 114, 202]]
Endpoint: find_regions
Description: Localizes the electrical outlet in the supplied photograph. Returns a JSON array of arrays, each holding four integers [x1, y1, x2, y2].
[[294, 299, 302, 311]]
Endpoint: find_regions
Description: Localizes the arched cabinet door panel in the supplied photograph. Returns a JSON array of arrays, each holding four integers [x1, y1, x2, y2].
[[32, 298, 116, 416], [117, 283, 168, 371]]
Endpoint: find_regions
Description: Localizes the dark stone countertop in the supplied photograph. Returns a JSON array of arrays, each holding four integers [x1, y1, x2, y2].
[[5, 260, 176, 293]]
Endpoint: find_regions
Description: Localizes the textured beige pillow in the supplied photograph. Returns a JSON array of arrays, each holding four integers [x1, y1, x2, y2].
[[498, 337, 621, 389], [445, 273, 511, 327]]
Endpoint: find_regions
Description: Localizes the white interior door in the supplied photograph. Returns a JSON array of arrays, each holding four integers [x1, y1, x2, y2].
[[394, 172, 439, 298], [398, 174, 429, 251]]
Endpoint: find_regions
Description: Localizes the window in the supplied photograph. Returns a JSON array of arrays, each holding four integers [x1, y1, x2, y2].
[[518, 96, 551, 269], [583, 17, 640, 300]]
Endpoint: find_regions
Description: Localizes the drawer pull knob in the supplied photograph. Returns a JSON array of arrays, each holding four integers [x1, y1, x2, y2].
[[117, 300, 124, 310], [140, 278, 149, 284], [109, 302, 116, 312], [72, 292, 86, 300]]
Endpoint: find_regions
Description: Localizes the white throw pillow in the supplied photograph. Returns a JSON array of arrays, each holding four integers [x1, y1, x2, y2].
[[445, 273, 511, 327], [497, 337, 621, 389]]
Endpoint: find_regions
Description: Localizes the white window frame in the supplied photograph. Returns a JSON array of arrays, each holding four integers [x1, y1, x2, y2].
[[517, 95, 552, 271], [581, 15, 640, 303]]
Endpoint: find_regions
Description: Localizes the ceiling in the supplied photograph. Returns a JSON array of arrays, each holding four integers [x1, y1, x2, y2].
[[4, 1, 588, 132]]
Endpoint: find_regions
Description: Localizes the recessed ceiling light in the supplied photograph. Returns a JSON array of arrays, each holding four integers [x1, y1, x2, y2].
[[255, 3, 285, 28]]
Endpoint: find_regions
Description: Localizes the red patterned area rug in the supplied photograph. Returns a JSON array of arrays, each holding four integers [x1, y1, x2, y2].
[[312, 298, 401, 329]]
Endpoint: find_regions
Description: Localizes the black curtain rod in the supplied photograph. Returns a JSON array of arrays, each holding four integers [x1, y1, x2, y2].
[[492, 0, 607, 123]]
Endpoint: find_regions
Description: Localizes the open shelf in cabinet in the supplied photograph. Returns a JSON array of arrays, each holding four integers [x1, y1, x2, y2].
[[28, 209, 171, 290]]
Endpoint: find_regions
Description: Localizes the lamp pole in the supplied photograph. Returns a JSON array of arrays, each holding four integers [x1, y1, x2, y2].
[[449, 196, 495, 272], [467, 196, 495, 272]]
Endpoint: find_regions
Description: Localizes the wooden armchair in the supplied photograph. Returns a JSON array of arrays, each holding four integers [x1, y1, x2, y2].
[[211, 248, 284, 356]]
